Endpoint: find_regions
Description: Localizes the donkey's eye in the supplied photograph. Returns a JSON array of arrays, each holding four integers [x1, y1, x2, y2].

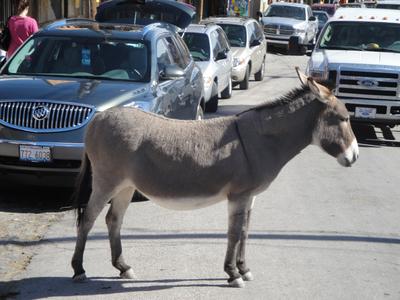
[[341, 117, 349, 122]]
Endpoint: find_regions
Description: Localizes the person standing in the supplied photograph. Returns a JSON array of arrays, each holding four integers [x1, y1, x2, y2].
[[6, 0, 38, 59]]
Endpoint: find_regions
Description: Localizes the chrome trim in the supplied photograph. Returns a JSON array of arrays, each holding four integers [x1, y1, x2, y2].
[[0, 100, 96, 133], [337, 66, 400, 101], [0, 139, 84, 148]]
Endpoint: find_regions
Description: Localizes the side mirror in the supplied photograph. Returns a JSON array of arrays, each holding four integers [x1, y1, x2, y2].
[[309, 16, 316, 21], [215, 50, 227, 61], [160, 64, 185, 81], [250, 39, 261, 47]]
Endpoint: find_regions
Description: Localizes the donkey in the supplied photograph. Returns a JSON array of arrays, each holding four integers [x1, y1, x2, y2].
[[71, 69, 359, 288]]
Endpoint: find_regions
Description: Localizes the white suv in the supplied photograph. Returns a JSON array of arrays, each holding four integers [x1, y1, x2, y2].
[[306, 8, 400, 127], [182, 23, 233, 113]]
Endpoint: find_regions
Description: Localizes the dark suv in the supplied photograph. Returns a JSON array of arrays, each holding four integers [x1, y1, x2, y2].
[[0, 1, 203, 186]]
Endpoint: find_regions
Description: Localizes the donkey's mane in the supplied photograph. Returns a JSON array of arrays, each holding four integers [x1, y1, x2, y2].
[[237, 85, 311, 116]]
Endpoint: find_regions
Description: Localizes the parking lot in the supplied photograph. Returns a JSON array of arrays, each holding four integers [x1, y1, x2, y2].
[[1, 52, 399, 299]]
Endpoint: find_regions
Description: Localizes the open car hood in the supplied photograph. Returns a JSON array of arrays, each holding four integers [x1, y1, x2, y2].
[[95, 0, 196, 29]]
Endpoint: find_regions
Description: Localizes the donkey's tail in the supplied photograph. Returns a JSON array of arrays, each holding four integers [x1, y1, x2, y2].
[[72, 153, 92, 226]]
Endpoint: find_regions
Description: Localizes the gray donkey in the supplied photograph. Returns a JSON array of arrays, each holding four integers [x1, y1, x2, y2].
[[72, 69, 359, 288]]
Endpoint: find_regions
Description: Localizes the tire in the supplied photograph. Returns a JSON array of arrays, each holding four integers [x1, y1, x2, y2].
[[206, 82, 218, 113], [239, 65, 250, 90], [254, 59, 265, 82], [196, 104, 204, 120], [220, 77, 232, 99]]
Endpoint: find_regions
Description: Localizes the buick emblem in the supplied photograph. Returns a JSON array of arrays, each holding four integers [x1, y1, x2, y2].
[[32, 105, 50, 121], [357, 79, 378, 87]]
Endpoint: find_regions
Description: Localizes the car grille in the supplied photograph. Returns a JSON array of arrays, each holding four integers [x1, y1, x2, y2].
[[337, 69, 400, 101], [264, 24, 294, 36], [0, 100, 95, 133]]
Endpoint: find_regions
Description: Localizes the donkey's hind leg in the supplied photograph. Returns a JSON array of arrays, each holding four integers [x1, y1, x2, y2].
[[237, 196, 256, 282], [105, 186, 135, 279], [224, 193, 253, 288], [71, 180, 120, 281]]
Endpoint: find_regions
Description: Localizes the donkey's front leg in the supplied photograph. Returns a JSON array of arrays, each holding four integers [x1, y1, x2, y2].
[[224, 193, 253, 288], [236, 196, 255, 282], [106, 187, 135, 279]]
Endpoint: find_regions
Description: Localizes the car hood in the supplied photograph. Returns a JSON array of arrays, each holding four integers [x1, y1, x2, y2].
[[0, 76, 149, 111], [262, 17, 305, 27], [310, 49, 400, 68], [95, 0, 195, 29], [231, 47, 248, 59]]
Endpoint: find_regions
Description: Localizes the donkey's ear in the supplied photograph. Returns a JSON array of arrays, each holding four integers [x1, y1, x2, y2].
[[307, 77, 331, 104], [295, 67, 308, 86]]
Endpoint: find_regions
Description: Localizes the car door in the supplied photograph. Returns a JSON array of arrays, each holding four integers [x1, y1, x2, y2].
[[154, 37, 180, 118], [216, 28, 232, 92], [164, 34, 194, 119], [248, 21, 263, 75]]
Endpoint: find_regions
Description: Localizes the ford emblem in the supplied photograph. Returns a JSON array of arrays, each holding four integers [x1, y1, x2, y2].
[[357, 79, 378, 87], [32, 105, 50, 121]]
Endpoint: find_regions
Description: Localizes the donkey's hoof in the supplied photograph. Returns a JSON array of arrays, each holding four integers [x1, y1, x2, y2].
[[72, 272, 87, 282], [242, 271, 254, 281], [120, 268, 136, 279], [228, 277, 245, 288]]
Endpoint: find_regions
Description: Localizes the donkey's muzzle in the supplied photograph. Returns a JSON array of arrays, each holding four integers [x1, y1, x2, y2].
[[337, 139, 359, 167]]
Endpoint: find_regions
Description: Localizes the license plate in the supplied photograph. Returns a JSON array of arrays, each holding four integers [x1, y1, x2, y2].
[[19, 145, 51, 163], [355, 107, 376, 119]]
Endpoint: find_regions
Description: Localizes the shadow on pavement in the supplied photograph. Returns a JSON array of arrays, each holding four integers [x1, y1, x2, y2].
[[0, 186, 73, 214], [352, 123, 400, 147], [1, 276, 227, 299]]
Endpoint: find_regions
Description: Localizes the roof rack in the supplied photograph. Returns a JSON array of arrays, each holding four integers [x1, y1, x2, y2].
[[44, 18, 97, 30]]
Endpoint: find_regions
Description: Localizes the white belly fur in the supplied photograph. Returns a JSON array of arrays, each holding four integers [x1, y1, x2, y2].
[[144, 192, 228, 211]]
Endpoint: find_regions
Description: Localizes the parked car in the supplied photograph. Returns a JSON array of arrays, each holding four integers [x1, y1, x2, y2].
[[262, 2, 318, 52], [201, 17, 266, 90], [182, 23, 232, 113], [305, 8, 400, 127], [0, 1, 204, 186], [311, 3, 337, 16], [312, 10, 330, 37], [340, 2, 366, 7]]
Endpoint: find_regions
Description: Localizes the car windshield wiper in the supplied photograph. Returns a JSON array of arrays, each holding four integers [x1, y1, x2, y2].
[[364, 47, 400, 53], [320, 45, 364, 51]]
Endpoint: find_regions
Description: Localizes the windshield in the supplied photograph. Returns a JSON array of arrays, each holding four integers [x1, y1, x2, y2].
[[312, 6, 335, 16], [314, 12, 328, 24], [217, 24, 247, 47], [3, 36, 150, 82], [376, 3, 400, 9], [264, 6, 306, 21], [183, 33, 210, 61], [318, 21, 400, 53]]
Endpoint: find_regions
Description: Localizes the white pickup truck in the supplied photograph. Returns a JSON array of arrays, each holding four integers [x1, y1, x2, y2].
[[306, 8, 400, 127]]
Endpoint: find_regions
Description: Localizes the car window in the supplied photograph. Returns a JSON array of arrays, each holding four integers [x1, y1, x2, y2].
[[216, 28, 230, 51], [264, 5, 306, 21], [173, 34, 192, 68], [307, 7, 313, 18], [183, 32, 210, 61], [217, 24, 247, 48], [4, 36, 150, 82], [252, 22, 264, 41], [210, 30, 222, 58], [156, 38, 173, 73], [319, 21, 400, 52], [165, 36, 186, 69]]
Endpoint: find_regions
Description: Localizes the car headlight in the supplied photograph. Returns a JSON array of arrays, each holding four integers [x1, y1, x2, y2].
[[309, 69, 328, 81], [203, 75, 213, 89], [294, 28, 306, 35], [123, 101, 152, 111], [233, 57, 245, 68]]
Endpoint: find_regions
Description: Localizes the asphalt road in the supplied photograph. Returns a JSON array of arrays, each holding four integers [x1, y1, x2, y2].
[[1, 53, 400, 300]]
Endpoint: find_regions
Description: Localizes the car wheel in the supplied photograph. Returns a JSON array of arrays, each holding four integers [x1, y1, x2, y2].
[[220, 77, 232, 99], [196, 104, 204, 120], [206, 81, 218, 113], [254, 59, 265, 81], [239, 65, 250, 90]]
